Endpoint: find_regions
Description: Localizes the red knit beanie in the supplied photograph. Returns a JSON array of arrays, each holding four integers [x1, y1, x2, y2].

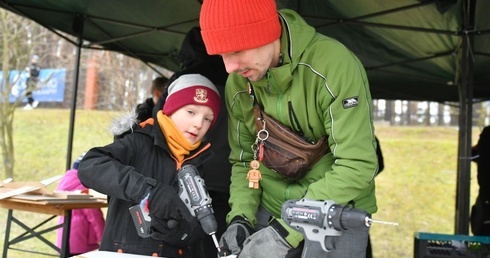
[[163, 74, 221, 128], [200, 0, 281, 55]]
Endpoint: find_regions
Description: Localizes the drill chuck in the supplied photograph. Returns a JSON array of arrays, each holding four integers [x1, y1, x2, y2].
[[195, 203, 218, 235], [199, 212, 218, 235], [328, 204, 372, 230]]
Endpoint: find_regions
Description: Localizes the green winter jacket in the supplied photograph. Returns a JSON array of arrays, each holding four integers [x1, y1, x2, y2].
[[225, 9, 378, 247]]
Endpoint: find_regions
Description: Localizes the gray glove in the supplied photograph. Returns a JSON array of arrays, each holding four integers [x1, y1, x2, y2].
[[218, 217, 255, 256], [239, 226, 303, 258]]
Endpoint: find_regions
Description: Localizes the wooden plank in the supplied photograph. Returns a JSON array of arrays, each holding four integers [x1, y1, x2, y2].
[[10, 194, 96, 202], [0, 199, 66, 216], [0, 186, 40, 200], [52, 191, 93, 199], [2, 182, 53, 195], [0, 198, 108, 216], [39, 175, 64, 186]]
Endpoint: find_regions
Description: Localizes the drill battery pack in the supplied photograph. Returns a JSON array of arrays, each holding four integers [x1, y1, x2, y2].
[[129, 194, 151, 238]]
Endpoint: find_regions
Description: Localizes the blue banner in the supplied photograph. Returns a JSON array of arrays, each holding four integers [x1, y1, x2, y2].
[[1, 68, 67, 103]]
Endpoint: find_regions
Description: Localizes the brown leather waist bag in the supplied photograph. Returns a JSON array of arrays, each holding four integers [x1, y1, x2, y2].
[[253, 104, 330, 181]]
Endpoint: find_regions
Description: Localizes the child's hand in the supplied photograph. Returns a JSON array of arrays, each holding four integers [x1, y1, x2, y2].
[[147, 184, 204, 245]]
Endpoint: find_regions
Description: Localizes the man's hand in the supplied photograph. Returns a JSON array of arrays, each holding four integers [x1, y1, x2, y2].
[[218, 217, 255, 256], [239, 226, 303, 258]]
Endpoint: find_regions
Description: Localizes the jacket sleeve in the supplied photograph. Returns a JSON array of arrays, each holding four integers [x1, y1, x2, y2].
[[224, 79, 262, 226], [78, 133, 156, 203], [303, 42, 378, 210]]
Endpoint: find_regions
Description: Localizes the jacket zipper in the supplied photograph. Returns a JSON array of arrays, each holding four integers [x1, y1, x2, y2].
[[266, 72, 285, 120], [173, 142, 211, 170]]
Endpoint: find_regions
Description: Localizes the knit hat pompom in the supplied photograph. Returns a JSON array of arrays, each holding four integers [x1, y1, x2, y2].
[[163, 74, 221, 127], [200, 0, 281, 55]]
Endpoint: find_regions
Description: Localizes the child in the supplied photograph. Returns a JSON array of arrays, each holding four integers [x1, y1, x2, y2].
[[78, 74, 221, 258], [56, 153, 105, 255]]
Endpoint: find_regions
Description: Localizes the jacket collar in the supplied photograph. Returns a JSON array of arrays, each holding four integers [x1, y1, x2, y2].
[[151, 114, 213, 165], [251, 10, 316, 95]]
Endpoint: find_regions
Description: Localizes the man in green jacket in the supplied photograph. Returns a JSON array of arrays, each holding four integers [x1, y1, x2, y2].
[[200, 0, 379, 257]]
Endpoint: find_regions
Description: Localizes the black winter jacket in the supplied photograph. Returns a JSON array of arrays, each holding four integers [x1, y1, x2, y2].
[[78, 119, 212, 257]]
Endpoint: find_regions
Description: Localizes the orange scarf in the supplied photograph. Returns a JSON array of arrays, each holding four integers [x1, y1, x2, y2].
[[157, 111, 200, 164]]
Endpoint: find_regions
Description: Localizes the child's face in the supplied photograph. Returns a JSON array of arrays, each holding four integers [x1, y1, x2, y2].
[[170, 104, 214, 144]]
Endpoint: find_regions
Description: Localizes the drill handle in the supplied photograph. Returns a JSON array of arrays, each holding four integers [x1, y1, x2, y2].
[[301, 237, 331, 258], [177, 164, 204, 216]]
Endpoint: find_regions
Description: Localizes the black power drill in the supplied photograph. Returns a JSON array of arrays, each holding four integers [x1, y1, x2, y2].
[[177, 165, 220, 252], [130, 165, 220, 254]]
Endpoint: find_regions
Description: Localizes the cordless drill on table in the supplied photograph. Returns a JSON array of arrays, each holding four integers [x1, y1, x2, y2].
[[281, 198, 398, 258], [130, 165, 220, 252]]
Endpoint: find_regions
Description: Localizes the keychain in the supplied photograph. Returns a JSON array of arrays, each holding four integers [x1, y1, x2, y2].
[[256, 117, 268, 162], [247, 118, 268, 189], [247, 160, 262, 189]]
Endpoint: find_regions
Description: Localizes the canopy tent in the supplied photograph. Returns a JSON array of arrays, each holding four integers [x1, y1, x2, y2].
[[1, 0, 489, 234]]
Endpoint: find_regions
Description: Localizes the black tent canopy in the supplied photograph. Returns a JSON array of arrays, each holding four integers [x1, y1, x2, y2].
[[1, 0, 489, 234], [2, 0, 488, 101]]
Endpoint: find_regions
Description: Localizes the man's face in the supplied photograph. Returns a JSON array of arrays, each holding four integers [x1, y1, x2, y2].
[[220, 40, 277, 82]]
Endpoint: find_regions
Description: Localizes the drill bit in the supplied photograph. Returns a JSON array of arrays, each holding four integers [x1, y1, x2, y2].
[[368, 218, 399, 226], [211, 233, 221, 252]]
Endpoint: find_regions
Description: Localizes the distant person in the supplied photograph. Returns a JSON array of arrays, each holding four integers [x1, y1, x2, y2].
[[154, 26, 231, 258], [135, 77, 168, 122], [23, 55, 41, 110], [470, 126, 490, 236], [56, 153, 105, 256], [78, 74, 221, 257]]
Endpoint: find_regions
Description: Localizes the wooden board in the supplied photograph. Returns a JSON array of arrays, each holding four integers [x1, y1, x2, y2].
[[52, 191, 94, 199], [0, 178, 107, 203], [2, 182, 53, 195], [0, 198, 108, 216], [10, 194, 98, 203], [0, 186, 40, 200]]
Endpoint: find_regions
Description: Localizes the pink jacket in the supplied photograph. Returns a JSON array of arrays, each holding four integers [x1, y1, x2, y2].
[[56, 169, 106, 254]]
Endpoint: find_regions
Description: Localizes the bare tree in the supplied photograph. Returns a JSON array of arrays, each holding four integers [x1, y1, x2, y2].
[[0, 9, 52, 178], [97, 51, 150, 111], [0, 9, 173, 179], [88, 50, 172, 112]]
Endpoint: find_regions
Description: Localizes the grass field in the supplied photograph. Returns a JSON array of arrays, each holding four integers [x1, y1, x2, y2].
[[0, 108, 482, 257]]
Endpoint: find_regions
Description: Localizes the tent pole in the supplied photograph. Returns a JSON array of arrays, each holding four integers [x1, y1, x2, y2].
[[455, 0, 476, 235], [65, 15, 84, 171]]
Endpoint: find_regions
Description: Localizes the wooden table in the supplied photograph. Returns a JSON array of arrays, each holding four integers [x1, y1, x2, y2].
[[0, 197, 107, 258]]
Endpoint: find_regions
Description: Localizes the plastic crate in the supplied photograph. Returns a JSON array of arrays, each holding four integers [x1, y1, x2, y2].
[[414, 232, 490, 258]]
